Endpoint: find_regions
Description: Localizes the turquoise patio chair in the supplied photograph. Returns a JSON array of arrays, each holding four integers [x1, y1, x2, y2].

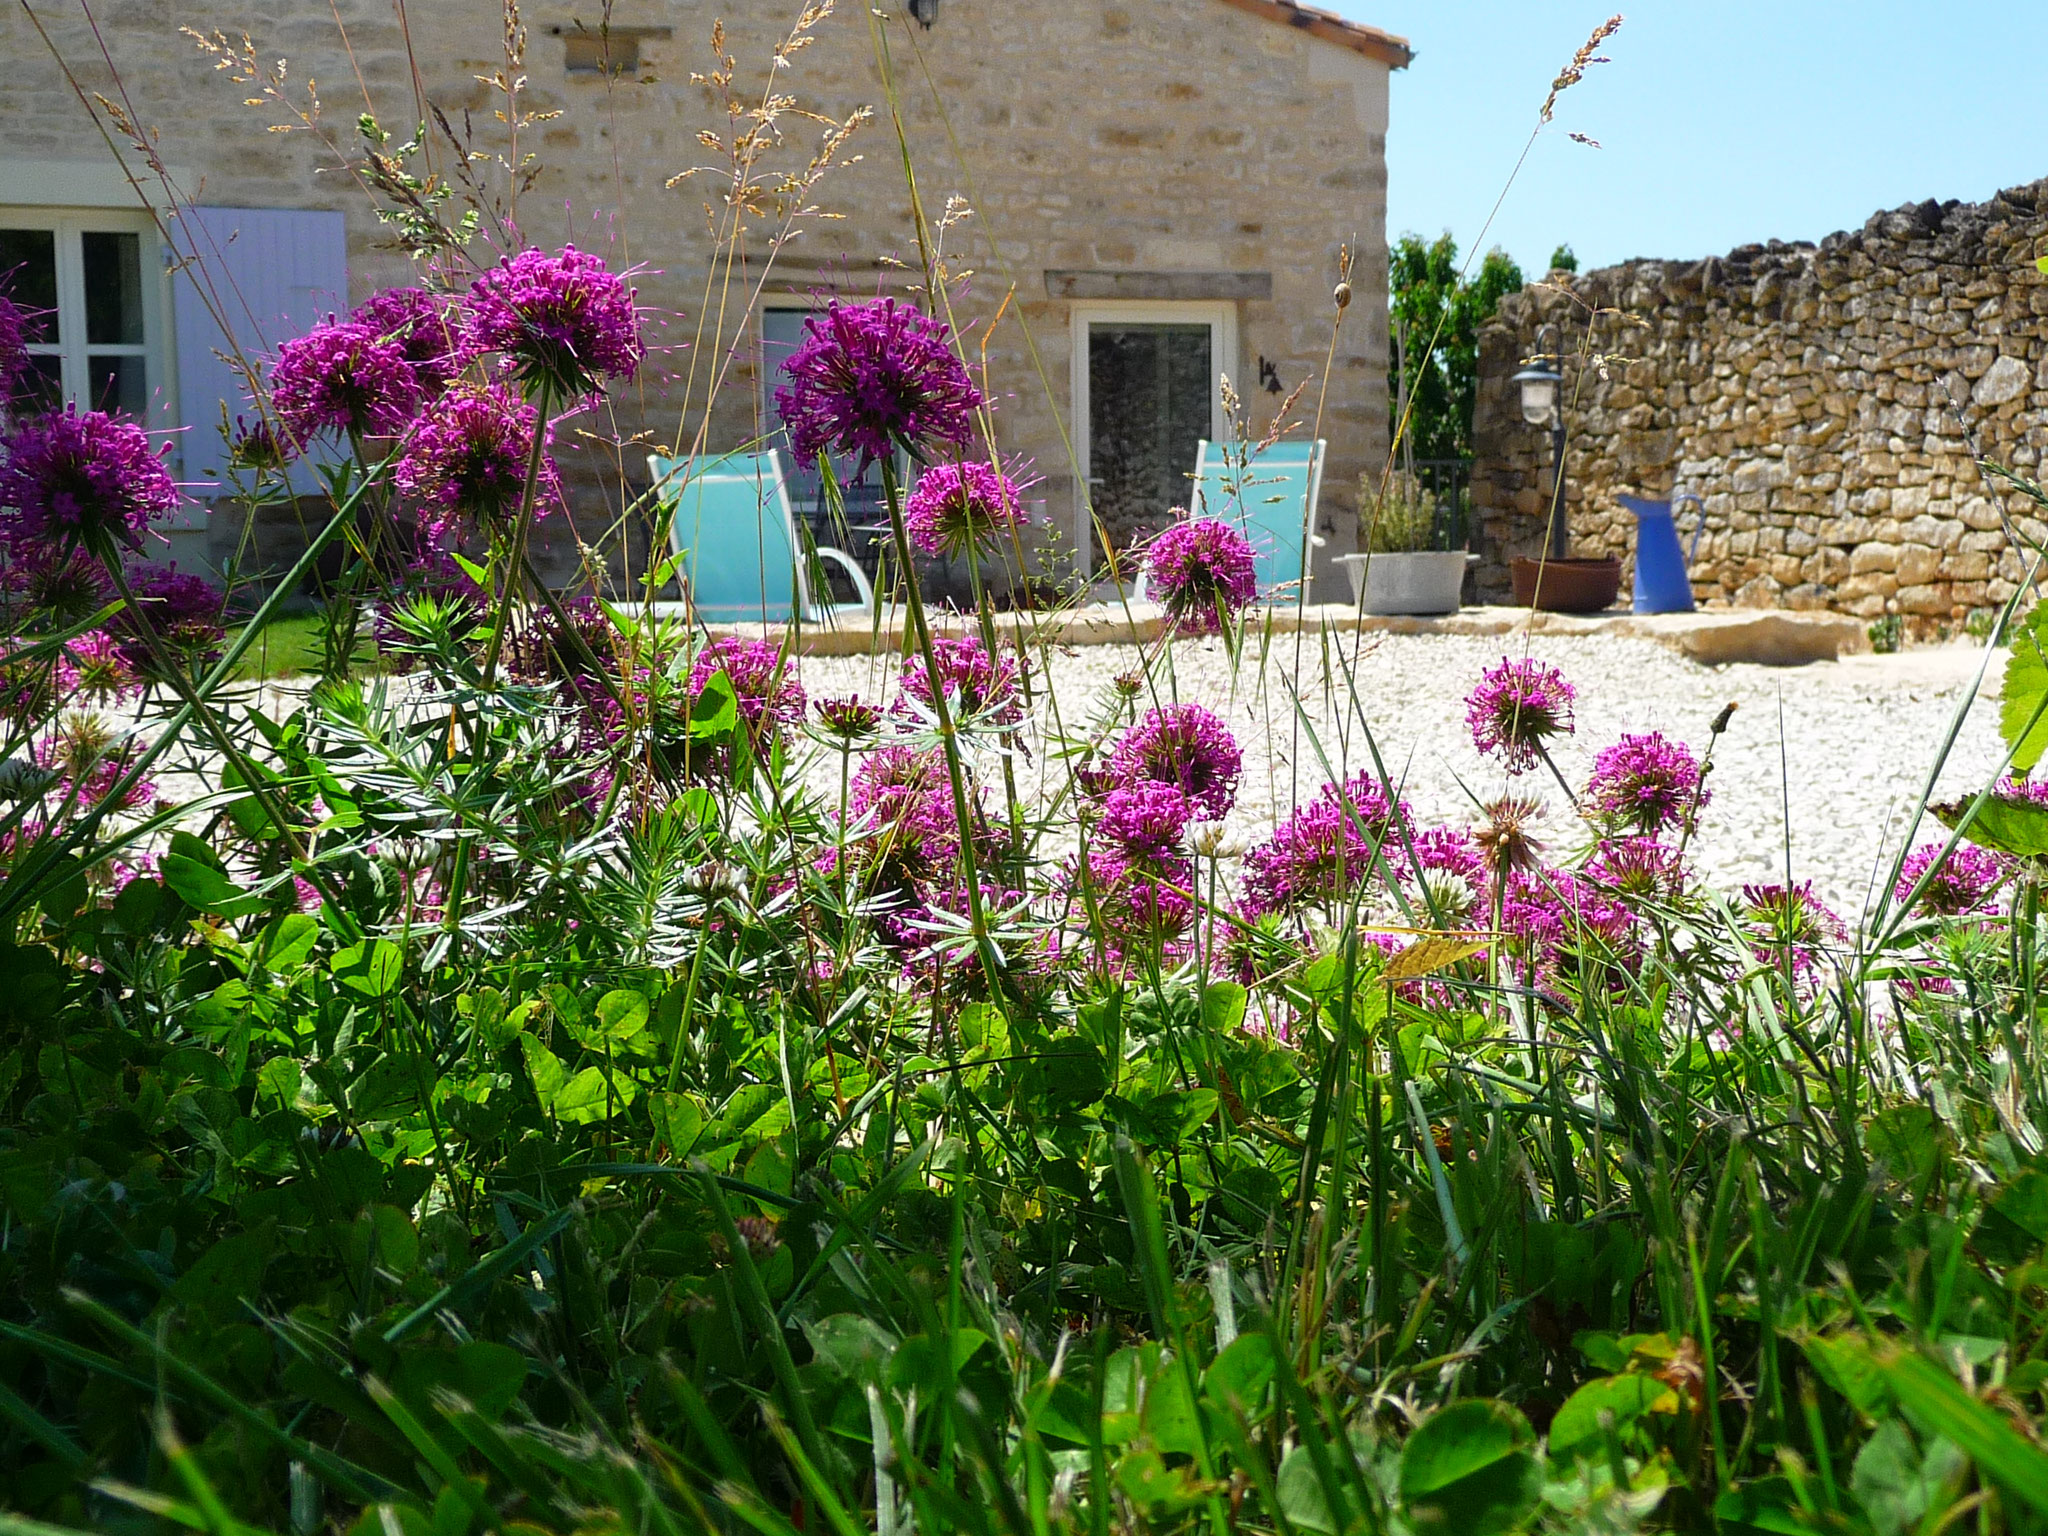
[[644, 449, 874, 624], [1189, 438, 1328, 601], [1133, 438, 1328, 605]]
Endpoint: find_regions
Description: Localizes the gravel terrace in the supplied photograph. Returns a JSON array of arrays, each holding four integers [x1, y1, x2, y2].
[[794, 632, 2010, 924]]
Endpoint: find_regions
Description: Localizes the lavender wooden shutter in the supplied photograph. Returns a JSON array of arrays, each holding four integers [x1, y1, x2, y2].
[[171, 207, 347, 494]]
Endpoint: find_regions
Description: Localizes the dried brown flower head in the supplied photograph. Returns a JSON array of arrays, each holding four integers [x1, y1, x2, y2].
[[1540, 15, 1623, 125], [1476, 796, 1547, 876]]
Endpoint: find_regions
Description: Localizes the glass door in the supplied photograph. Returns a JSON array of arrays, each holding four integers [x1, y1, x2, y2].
[[1072, 304, 1231, 571]]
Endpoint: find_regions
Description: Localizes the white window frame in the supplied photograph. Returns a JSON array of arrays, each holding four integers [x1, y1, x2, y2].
[[1068, 299, 1238, 569], [0, 205, 173, 433]]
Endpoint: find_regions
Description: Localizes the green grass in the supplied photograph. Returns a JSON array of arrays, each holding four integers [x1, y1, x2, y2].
[[225, 613, 380, 681]]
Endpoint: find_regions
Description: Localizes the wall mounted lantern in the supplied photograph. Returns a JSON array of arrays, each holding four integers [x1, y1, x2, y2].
[[1509, 324, 1568, 559]]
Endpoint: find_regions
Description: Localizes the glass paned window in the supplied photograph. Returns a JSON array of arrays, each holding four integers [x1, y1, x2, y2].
[[0, 215, 159, 422], [1087, 322, 1213, 544]]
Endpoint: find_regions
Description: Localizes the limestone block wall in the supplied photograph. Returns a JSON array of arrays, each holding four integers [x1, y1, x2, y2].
[[0, 0, 1396, 596], [1469, 181, 2048, 624]]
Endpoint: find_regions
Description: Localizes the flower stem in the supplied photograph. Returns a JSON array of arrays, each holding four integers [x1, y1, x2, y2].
[[481, 383, 554, 689], [880, 457, 1000, 973], [101, 554, 348, 921]]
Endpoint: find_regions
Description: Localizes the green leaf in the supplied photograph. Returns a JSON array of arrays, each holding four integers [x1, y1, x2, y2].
[[1199, 981, 1248, 1035], [160, 852, 267, 919], [553, 1065, 637, 1124], [1869, 1343, 2048, 1510], [1852, 1421, 1968, 1536], [1930, 794, 2048, 858], [1276, 1444, 1339, 1534], [2004, 607, 2048, 770], [1546, 1373, 1675, 1462], [1866, 1104, 1948, 1188], [689, 669, 740, 739], [1714, 1478, 1810, 1536], [593, 988, 649, 1039], [333, 938, 403, 997], [1203, 1333, 1277, 1411], [1398, 1398, 1540, 1536], [520, 1034, 566, 1102]]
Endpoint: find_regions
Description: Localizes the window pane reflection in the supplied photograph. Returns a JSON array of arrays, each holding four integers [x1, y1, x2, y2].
[[83, 231, 145, 345], [0, 229, 60, 344]]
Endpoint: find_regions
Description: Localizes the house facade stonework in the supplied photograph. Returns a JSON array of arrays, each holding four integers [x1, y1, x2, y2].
[[1470, 180, 2048, 626], [1, 0, 1405, 595]]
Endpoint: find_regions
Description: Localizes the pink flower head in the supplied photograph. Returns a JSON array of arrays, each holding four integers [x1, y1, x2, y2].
[[1740, 880, 1846, 981], [1584, 731, 1706, 836], [687, 636, 805, 731], [904, 459, 1031, 558], [1499, 869, 1635, 965], [1894, 841, 2007, 917], [773, 298, 982, 470], [900, 636, 1020, 725], [1096, 782, 1194, 864], [1466, 657, 1576, 774], [394, 380, 559, 530], [815, 694, 882, 741], [463, 244, 644, 400], [36, 718, 155, 816], [1242, 772, 1410, 917], [351, 286, 461, 399], [1584, 836, 1688, 903], [8, 545, 112, 624], [0, 292, 29, 404], [113, 564, 226, 678], [56, 630, 140, 706], [1145, 514, 1258, 634], [1108, 703, 1242, 820], [270, 318, 422, 445], [1078, 846, 1196, 944], [0, 407, 179, 554]]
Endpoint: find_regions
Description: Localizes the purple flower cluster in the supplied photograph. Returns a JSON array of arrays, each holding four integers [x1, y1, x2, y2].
[[1145, 515, 1259, 634], [774, 299, 982, 469], [0, 407, 179, 554], [1243, 772, 1410, 917], [1583, 731, 1706, 835], [8, 546, 111, 624], [1106, 704, 1242, 820], [352, 286, 459, 399], [900, 636, 1020, 725], [687, 636, 805, 731], [394, 381, 559, 531], [463, 244, 644, 400], [1894, 841, 2006, 916], [271, 319, 421, 445], [1096, 782, 1195, 863], [113, 564, 227, 676], [56, 630, 139, 706], [1466, 657, 1576, 774], [1079, 845, 1196, 949], [0, 293, 29, 404], [815, 694, 882, 741], [1499, 870, 1635, 965], [1584, 836, 1687, 903], [1740, 880, 1846, 981], [904, 459, 1029, 558]]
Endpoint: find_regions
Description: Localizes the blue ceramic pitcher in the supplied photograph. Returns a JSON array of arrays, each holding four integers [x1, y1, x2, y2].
[[1620, 492, 1702, 614]]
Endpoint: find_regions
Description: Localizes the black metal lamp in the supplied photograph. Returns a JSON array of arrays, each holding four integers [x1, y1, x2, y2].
[[1510, 325, 1567, 559], [906, 0, 938, 25]]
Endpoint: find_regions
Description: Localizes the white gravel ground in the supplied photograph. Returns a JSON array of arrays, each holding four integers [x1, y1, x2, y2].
[[792, 633, 2012, 923]]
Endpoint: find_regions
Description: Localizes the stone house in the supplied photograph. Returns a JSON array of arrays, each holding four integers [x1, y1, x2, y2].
[[1, 0, 1408, 598], [1469, 180, 2048, 627]]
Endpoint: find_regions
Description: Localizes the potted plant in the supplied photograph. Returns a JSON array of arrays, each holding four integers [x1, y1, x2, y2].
[[1338, 472, 1474, 615]]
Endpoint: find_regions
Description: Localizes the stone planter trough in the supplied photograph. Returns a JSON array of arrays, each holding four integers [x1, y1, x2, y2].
[[1337, 551, 1476, 615]]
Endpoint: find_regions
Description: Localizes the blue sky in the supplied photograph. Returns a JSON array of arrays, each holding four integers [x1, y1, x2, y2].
[[1329, 1, 2048, 277]]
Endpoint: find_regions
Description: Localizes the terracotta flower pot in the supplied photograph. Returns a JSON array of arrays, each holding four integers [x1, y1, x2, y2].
[[1511, 556, 1623, 614]]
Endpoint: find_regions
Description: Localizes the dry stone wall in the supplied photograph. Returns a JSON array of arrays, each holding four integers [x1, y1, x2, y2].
[[1469, 181, 2048, 626]]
